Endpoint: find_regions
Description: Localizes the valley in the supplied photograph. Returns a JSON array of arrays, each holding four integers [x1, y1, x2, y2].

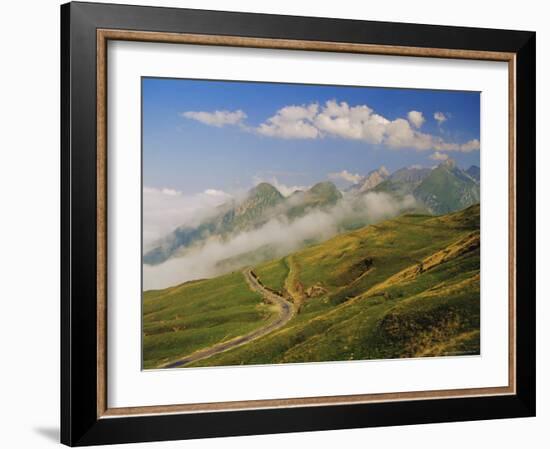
[[143, 203, 480, 368]]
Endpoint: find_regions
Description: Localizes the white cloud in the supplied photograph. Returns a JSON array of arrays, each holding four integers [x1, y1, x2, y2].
[[313, 100, 389, 143], [143, 186, 232, 251], [362, 192, 417, 222], [407, 110, 425, 128], [328, 169, 363, 184], [143, 186, 181, 196], [181, 109, 247, 127], [434, 111, 447, 125], [257, 104, 320, 139], [433, 138, 480, 152], [204, 188, 232, 198], [256, 101, 476, 152], [384, 118, 434, 150], [459, 139, 481, 152], [181, 101, 478, 152], [143, 191, 418, 290], [430, 151, 449, 161]]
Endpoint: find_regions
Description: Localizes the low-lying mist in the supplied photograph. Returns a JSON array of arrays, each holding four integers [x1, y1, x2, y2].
[[143, 191, 417, 290], [143, 186, 234, 252]]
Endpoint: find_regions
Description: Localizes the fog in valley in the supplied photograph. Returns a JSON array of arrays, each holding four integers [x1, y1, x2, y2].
[[143, 187, 416, 290]]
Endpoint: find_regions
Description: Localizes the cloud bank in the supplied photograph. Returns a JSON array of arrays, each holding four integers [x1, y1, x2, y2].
[[143, 191, 418, 290], [143, 186, 232, 251], [180, 100, 479, 153]]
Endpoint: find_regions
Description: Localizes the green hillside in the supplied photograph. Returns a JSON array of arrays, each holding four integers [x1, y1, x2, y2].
[[142, 271, 279, 368], [413, 160, 480, 214], [371, 162, 480, 215], [143, 204, 480, 368], [231, 183, 285, 229], [281, 181, 343, 219], [372, 166, 430, 197]]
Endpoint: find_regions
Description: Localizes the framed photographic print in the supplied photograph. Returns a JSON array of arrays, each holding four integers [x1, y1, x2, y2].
[[60, 1, 536, 446]]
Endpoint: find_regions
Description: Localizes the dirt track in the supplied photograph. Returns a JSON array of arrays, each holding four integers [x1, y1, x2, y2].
[[164, 268, 294, 368]]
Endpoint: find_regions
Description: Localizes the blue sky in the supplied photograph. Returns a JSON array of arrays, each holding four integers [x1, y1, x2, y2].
[[142, 77, 480, 194]]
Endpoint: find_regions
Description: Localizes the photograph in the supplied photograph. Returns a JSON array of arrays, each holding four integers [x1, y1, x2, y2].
[[142, 78, 482, 369], [54, 2, 537, 445]]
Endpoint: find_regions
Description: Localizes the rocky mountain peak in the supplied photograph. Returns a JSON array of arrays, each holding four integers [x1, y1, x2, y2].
[[440, 158, 457, 169], [354, 166, 390, 193], [249, 182, 284, 199]]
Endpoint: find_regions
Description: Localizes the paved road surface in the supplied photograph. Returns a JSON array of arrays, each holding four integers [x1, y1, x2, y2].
[[164, 268, 294, 368]]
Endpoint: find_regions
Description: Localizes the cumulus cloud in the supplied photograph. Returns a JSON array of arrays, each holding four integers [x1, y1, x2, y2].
[[143, 186, 232, 251], [328, 169, 363, 184], [384, 118, 434, 150], [430, 151, 449, 161], [181, 109, 247, 127], [181, 101, 478, 153], [407, 110, 425, 128], [143, 191, 418, 290], [257, 104, 320, 139], [256, 101, 476, 152], [434, 111, 447, 125], [312, 101, 389, 143], [459, 139, 481, 152]]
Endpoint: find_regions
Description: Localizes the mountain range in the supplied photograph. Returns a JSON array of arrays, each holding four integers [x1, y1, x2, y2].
[[144, 160, 480, 266], [373, 160, 479, 214], [144, 180, 342, 265], [347, 166, 390, 193]]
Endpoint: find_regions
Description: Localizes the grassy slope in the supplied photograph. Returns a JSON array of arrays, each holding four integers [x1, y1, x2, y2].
[[254, 258, 289, 293], [142, 272, 277, 368], [191, 204, 480, 367], [413, 165, 480, 214]]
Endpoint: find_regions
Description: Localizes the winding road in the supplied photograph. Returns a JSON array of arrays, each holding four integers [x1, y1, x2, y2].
[[163, 268, 295, 368]]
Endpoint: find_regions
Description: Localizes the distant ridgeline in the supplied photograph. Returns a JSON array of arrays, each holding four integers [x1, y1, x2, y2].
[[144, 160, 480, 266]]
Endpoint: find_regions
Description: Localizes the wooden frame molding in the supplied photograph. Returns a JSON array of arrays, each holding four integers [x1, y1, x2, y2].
[[62, 3, 536, 445], [97, 29, 516, 61], [96, 29, 517, 419]]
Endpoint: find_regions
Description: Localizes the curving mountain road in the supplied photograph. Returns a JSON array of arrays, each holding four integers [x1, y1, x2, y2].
[[163, 268, 294, 368]]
